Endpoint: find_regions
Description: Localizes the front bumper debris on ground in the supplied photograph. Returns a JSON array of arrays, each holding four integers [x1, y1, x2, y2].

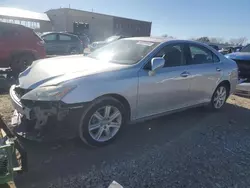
[[0, 116, 27, 185]]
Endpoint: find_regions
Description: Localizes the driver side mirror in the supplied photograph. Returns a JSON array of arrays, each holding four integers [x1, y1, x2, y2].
[[151, 57, 165, 72]]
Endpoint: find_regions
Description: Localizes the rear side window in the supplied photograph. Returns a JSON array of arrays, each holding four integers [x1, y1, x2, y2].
[[59, 34, 72, 41], [188, 45, 214, 65]]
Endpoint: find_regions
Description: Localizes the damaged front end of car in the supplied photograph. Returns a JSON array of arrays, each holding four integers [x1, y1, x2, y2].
[[9, 84, 85, 141]]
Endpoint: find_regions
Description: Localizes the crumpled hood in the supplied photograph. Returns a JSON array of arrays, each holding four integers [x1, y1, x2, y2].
[[18, 55, 126, 89], [225, 52, 250, 60]]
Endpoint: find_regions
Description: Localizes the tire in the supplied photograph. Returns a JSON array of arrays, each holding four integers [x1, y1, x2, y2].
[[209, 84, 229, 110], [11, 54, 34, 74], [69, 48, 78, 55], [78, 96, 127, 147]]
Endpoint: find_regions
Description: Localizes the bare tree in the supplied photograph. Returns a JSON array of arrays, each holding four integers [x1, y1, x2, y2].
[[237, 37, 248, 45], [209, 37, 224, 44], [196, 37, 210, 43], [229, 37, 248, 46], [161, 34, 174, 39]]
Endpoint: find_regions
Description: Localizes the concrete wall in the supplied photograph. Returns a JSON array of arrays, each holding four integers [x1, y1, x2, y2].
[[38, 21, 52, 32], [113, 17, 151, 37], [46, 9, 68, 32], [47, 8, 114, 41], [46, 8, 152, 42]]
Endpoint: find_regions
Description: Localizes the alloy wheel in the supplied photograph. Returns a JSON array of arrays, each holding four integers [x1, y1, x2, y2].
[[213, 86, 227, 109], [88, 105, 122, 142]]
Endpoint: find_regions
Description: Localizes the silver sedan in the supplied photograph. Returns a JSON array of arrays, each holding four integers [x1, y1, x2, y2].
[[9, 37, 238, 146]]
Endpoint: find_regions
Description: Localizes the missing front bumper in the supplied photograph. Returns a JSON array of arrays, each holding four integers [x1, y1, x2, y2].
[[10, 108, 81, 142], [9, 85, 87, 141]]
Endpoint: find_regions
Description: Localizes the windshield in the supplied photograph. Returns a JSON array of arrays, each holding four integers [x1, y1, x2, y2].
[[241, 44, 250, 52], [105, 36, 121, 42], [87, 39, 159, 64]]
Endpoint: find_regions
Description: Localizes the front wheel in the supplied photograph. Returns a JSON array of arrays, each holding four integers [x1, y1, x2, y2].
[[210, 84, 228, 110], [78, 97, 126, 147]]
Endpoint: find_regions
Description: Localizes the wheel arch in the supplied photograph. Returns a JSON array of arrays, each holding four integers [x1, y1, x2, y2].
[[216, 80, 231, 98], [96, 93, 131, 121]]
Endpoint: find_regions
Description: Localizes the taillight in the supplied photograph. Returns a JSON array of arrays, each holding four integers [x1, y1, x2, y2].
[[37, 40, 45, 46]]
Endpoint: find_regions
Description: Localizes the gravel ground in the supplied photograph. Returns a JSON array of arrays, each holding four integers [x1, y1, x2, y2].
[[1, 94, 250, 188]]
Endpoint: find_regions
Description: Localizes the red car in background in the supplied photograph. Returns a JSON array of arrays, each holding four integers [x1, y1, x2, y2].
[[0, 22, 46, 74]]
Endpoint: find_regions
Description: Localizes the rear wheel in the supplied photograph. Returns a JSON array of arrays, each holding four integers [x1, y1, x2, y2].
[[78, 97, 126, 147], [69, 48, 78, 55], [210, 84, 229, 110]]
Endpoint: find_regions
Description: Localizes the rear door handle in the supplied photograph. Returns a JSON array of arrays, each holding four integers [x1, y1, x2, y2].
[[180, 71, 190, 77], [216, 67, 221, 72]]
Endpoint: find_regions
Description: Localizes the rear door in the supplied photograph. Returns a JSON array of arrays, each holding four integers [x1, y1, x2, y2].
[[42, 33, 59, 55], [186, 43, 222, 104]]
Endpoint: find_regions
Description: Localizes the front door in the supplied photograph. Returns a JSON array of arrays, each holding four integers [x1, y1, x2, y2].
[[42, 33, 60, 55], [137, 43, 192, 119], [186, 44, 223, 104]]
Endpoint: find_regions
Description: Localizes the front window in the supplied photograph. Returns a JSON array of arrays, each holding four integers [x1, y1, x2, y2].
[[42, 34, 57, 42], [241, 44, 250, 52], [154, 44, 185, 67], [87, 39, 159, 65]]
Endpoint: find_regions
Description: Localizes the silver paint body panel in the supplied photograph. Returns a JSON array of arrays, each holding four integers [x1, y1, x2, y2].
[[11, 38, 238, 122]]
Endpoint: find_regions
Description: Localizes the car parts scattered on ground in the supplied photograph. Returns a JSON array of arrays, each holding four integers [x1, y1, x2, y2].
[[0, 115, 27, 186]]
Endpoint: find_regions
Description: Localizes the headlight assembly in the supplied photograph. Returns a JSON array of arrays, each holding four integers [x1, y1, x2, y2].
[[22, 84, 77, 101]]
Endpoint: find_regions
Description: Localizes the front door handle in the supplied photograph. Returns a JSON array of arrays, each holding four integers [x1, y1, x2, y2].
[[180, 71, 190, 77], [216, 67, 221, 72]]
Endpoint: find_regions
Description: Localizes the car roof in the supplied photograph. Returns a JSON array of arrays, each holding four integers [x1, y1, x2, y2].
[[124, 37, 210, 46], [124, 37, 173, 43], [41, 31, 78, 37]]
